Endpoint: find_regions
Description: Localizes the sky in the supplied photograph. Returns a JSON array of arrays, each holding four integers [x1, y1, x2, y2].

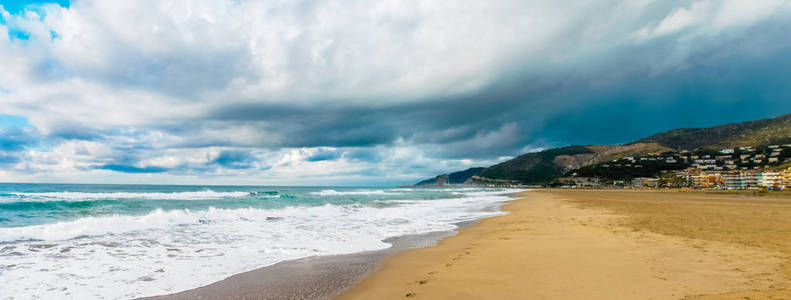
[[1, 0, 791, 186]]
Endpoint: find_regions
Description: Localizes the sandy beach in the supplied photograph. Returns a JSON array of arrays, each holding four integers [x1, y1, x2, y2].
[[337, 189, 791, 299]]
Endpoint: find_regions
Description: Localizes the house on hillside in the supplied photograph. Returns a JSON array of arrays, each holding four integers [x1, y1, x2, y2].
[[720, 149, 735, 154]]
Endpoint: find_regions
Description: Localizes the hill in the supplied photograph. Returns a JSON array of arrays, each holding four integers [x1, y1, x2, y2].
[[636, 113, 791, 150], [414, 167, 486, 187], [472, 143, 672, 185], [445, 113, 791, 186]]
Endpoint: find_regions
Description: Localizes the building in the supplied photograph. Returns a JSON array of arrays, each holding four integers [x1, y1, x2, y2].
[[675, 168, 700, 186], [723, 171, 759, 190], [784, 168, 791, 188], [555, 177, 601, 188], [758, 172, 784, 190], [675, 166, 724, 189], [690, 172, 722, 189], [630, 177, 658, 188]]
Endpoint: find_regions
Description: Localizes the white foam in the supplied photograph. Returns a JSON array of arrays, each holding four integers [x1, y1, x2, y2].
[[310, 189, 397, 196], [6, 190, 250, 202], [0, 189, 518, 300], [0, 208, 203, 242]]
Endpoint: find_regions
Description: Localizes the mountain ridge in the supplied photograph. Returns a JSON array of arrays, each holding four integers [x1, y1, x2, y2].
[[418, 113, 791, 186]]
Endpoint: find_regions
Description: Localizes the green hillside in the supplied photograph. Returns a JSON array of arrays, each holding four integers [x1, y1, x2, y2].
[[476, 146, 594, 185]]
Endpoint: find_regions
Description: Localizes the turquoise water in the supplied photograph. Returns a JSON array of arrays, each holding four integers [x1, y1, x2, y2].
[[0, 184, 475, 228], [0, 183, 518, 299]]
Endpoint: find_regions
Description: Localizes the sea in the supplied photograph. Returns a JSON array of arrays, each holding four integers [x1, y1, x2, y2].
[[0, 183, 519, 299]]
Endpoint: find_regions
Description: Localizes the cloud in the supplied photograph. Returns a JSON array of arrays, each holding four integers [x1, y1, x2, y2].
[[652, 2, 709, 36], [209, 150, 259, 169], [1, 0, 791, 184], [0, 152, 22, 164], [96, 164, 169, 174], [0, 127, 38, 151], [305, 148, 341, 162]]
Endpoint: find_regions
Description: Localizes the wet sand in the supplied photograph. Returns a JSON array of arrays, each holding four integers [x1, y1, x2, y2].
[[337, 189, 791, 299]]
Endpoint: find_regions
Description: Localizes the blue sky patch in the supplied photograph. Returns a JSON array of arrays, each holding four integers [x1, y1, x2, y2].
[[7, 27, 30, 40], [0, 114, 32, 129], [1, 0, 69, 15]]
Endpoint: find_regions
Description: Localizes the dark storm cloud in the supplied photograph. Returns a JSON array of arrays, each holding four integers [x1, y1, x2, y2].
[[198, 12, 791, 160]]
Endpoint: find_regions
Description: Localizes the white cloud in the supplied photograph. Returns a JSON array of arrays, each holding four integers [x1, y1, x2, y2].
[[653, 1, 710, 36], [712, 0, 786, 30]]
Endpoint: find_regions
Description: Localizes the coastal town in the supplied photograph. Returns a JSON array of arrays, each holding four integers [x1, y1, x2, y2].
[[557, 144, 791, 190]]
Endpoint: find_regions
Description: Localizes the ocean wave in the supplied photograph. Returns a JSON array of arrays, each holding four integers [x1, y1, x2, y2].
[[0, 191, 514, 299], [310, 189, 397, 196], [0, 206, 301, 243], [5, 190, 251, 202]]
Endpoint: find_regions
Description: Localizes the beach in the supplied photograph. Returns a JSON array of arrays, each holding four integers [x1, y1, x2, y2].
[[338, 189, 791, 299]]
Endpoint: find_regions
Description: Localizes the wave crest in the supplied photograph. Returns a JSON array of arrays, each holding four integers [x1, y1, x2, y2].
[[5, 190, 250, 202]]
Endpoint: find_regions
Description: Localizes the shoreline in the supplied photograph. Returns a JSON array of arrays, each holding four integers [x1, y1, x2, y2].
[[141, 193, 514, 300], [337, 189, 791, 299], [140, 230, 454, 300]]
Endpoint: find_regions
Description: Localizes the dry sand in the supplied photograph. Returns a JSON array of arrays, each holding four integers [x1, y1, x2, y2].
[[337, 189, 791, 299]]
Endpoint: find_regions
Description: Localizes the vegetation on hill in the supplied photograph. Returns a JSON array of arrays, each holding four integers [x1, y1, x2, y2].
[[636, 113, 791, 150], [414, 167, 485, 186], [476, 146, 593, 185], [472, 143, 672, 185]]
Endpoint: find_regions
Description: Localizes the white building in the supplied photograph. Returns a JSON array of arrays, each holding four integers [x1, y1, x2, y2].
[[758, 172, 785, 190]]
